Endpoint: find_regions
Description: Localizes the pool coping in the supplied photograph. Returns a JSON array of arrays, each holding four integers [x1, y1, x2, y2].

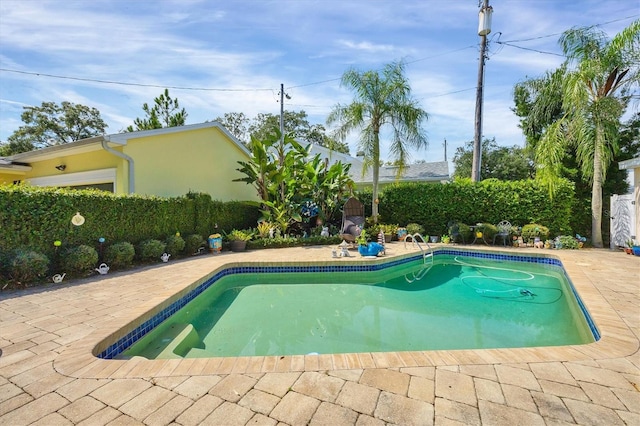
[[52, 245, 639, 379]]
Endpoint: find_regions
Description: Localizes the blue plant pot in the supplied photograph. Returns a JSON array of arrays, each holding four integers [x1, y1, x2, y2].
[[632, 246, 640, 256], [358, 242, 384, 257]]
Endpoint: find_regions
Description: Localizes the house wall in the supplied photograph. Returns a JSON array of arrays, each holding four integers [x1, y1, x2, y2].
[[0, 150, 127, 193], [123, 126, 257, 201]]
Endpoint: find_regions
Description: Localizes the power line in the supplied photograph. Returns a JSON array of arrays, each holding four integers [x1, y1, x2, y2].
[[495, 42, 565, 57], [500, 13, 639, 43], [0, 68, 273, 92]]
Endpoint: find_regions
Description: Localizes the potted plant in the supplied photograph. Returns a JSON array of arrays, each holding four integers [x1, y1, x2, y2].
[[624, 239, 634, 255], [441, 234, 451, 244], [226, 229, 252, 252], [378, 224, 398, 243], [632, 240, 640, 256], [406, 223, 424, 237]]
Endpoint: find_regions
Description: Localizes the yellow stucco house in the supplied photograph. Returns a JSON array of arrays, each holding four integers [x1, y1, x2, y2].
[[0, 122, 258, 201]]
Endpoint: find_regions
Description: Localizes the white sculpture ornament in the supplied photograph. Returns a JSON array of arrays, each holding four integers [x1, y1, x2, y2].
[[95, 263, 110, 275], [160, 253, 171, 262], [52, 273, 66, 283], [320, 226, 329, 237]]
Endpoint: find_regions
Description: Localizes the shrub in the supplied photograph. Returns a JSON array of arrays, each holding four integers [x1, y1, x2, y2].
[[137, 239, 166, 261], [405, 223, 424, 235], [61, 245, 98, 274], [104, 242, 135, 269], [10, 250, 49, 284], [165, 234, 186, 256], [556, 235, 580, 249], [478, 223, 498, 242], [521, 224, 550, 243], [185, 234, 205, 255]]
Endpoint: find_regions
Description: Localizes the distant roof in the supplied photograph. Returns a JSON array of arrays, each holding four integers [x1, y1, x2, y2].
[[619, 156, 640, 170], [352, 161, 450, 184], [305, 144, 449, 184]]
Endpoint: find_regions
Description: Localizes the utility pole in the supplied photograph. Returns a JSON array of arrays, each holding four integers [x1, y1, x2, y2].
[[472, 0, 492, 182], [444, 139, 447, 162]]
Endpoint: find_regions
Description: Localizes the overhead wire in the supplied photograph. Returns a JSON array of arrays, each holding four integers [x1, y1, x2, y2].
[[0, 13, 635, 97], [0, 68, 273, 92]]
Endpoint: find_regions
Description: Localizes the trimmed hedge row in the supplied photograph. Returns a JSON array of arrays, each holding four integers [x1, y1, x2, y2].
[[0, 185, 260, 259], [368, 179, 575, 237]]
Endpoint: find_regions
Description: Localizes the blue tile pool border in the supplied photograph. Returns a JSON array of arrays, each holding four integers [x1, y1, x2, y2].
[[97, 249, 599, 359]]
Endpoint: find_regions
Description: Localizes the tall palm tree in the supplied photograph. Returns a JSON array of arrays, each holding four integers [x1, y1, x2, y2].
[[327, 61, 428, 222], [535, 21, 639, 247]]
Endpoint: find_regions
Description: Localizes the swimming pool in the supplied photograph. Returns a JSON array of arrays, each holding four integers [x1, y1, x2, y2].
[[97, 249, 598, 360]]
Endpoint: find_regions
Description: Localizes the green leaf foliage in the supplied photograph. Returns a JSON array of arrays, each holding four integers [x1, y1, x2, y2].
[[104, 242, 135, 270], [61, 245, 98, 275], [0, 185, 259, 260], [137, 239, 166, 261], [377, 179, 574, 238], [9, 250, 49, 284]]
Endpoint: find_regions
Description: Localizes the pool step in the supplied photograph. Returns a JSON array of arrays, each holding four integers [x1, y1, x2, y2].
[[157, 323, 202, 359]]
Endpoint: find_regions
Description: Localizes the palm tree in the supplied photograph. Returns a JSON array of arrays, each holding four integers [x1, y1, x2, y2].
[[327, 61, 428, 221], [534, 21, 639, 247]]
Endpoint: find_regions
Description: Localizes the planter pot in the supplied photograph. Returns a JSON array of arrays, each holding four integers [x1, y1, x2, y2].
[[429, 236, 439, 243], [384, 234, 393, 243], [229, 240, 247, 252], [624, 247, 633, 255], [632, 246, 640, 256], [358, 242, 384, 257]]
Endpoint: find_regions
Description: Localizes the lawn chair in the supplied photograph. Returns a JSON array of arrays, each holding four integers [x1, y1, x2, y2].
[[340, 197, 365, 246], [493, 220, 512, 246]]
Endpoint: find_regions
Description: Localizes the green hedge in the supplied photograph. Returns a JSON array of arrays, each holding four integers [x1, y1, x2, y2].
[[0, 185, 259, 259], [368, 178, 574, 237]]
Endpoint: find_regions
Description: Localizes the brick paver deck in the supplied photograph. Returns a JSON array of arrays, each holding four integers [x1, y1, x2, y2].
[[1, 245, 638, 425]]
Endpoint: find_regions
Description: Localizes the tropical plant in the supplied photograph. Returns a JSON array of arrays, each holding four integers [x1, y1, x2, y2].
[[256, 221, 274, 238], [525, 21, 640, 247], [1, 101, 107, 155], [355, 229, 369, 246], [521, 224, 550, 243], [226, 229, 253, 242], [556, 235, 580, 250], [378, 223, 398, 235], [235, 127, 353, 233], [327, 60, 429, 222], [405, 223, 424, 235]]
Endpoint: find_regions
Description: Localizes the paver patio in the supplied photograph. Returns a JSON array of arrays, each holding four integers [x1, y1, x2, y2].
[[0, 244, 638, 425]]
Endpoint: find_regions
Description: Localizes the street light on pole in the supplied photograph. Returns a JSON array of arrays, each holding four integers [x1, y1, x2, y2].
[[471, 0, 492, 182]]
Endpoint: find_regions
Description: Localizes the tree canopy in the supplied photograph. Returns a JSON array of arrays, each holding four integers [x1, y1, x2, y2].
[[513, 21, 639, 247], [125, 89, 187, 132], [215, 110, 349, 154], [327, 60, 428, 221], [452, 138, 534, 181], [1, 101, 107, 156]]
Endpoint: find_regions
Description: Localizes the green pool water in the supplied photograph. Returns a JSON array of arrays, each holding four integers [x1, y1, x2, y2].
[[120, 255, 595, 359]]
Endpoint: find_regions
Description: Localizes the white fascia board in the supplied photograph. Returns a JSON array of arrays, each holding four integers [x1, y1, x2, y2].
[[619, 157, 640, 170]]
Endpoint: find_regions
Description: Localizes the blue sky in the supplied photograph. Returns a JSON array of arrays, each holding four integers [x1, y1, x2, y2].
[[0, 0, 637, 164]]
